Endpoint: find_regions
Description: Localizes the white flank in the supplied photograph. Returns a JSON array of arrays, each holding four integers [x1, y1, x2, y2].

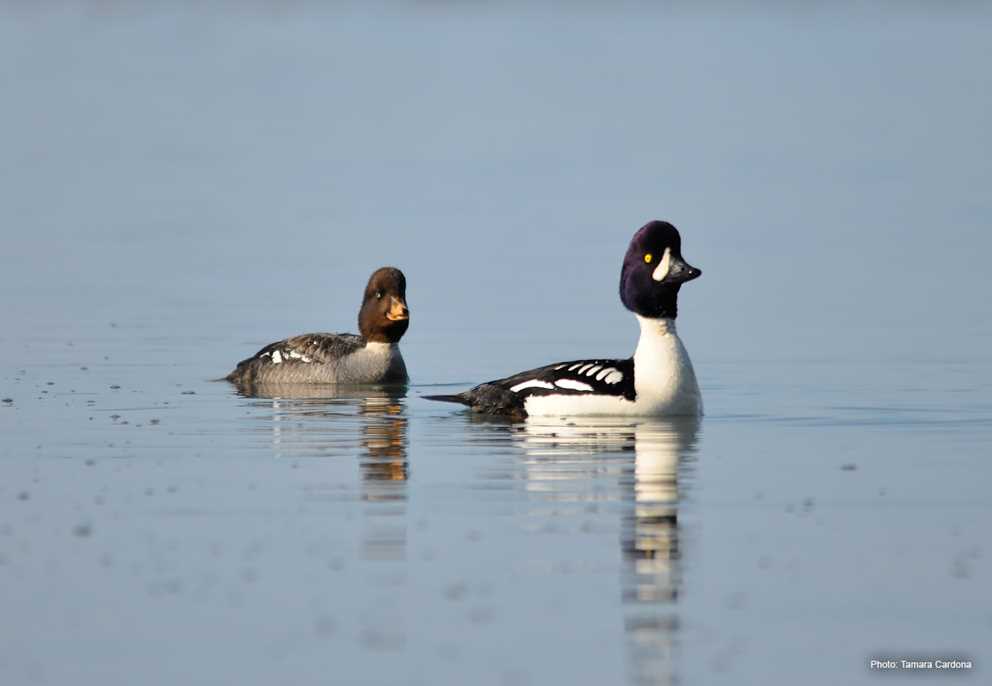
[[510, 379, 555, 393], [525, 394, 630, 416], [555, 379, 594, 392], [652, 247, 672, 282]]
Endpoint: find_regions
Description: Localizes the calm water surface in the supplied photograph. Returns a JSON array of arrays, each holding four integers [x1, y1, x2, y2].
[[2, 4, 991, 685]]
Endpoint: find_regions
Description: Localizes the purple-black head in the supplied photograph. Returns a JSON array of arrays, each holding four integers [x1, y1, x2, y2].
[[619, 220, 701, 319]]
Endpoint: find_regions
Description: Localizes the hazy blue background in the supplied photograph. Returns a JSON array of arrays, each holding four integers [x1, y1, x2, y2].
[[1, 4, 990, 686], [3, 2, 990, 374]]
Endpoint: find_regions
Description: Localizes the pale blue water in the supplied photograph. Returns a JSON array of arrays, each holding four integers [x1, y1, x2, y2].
[[1, 4, 990, 685]]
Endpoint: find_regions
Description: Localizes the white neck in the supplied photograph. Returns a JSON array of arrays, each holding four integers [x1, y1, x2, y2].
[[633, 315, 680, 380], [636, 315, 676, 336]]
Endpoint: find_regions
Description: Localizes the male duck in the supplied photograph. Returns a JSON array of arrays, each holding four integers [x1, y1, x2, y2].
[[426, 221, 702, 417]]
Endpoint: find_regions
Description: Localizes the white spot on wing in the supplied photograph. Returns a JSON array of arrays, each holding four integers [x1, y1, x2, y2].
[[652, 247, 672, 282], [577, 364, 594, 374], [271, 350, 283, 364], [604, 370, 623, 384], [510, 379, 554, 393], [595, 367, 613, 381], [555, 379, 594, 392], [584, 365, 602, 376], [568, 364, 582, 371]]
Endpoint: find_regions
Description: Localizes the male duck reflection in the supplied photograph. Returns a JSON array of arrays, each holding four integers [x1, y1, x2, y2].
[[226, 267, 410, 386], [427, 221, 702, 418]]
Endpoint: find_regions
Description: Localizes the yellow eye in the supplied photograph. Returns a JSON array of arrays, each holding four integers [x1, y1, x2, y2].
[[644, 253, 653, 263]]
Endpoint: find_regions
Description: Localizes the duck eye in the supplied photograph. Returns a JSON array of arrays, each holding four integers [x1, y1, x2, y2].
[[375, 290, 384, 299], [644, 253, 653, 264]]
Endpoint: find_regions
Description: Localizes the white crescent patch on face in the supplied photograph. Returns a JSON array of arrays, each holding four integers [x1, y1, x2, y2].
[[652, 247, 672, 282]]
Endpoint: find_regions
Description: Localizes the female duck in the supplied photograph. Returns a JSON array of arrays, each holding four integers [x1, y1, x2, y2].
[[226, 267, 410, 386]]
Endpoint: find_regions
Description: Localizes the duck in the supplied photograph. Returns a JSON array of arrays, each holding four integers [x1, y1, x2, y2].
[[425, 221, 703, 418], [226, 267, 410, 387]]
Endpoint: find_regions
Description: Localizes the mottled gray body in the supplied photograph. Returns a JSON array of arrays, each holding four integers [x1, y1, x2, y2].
[[226, 333, 408, 385]]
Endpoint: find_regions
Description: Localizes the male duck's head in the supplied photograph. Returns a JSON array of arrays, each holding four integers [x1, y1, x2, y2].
[[619, 220, 701, 320], [359, 267, 410, 343]]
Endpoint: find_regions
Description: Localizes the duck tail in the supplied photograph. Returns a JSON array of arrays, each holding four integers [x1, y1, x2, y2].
[[423, 393, 471, 406]]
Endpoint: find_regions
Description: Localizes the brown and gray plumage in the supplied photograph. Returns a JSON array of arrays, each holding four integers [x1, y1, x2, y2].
[[225, 267, 410, 386]]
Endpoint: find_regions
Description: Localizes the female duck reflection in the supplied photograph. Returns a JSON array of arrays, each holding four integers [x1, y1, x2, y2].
[[232, 381, 409, 499], [513, 415, 700, 686]]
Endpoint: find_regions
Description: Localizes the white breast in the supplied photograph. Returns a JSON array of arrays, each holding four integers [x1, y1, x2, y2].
[[630, 316, 702, 416]]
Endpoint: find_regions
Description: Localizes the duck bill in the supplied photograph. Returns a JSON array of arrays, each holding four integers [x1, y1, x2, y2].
[[665, 258, 702, 284], [385, 297, 410, 321]]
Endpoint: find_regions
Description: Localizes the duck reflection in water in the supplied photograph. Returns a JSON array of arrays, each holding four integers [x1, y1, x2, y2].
[[515, 415, 700, 686], [231, 381, 409, 559]]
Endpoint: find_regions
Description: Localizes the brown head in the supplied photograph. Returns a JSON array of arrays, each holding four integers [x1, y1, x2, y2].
[[358, 267, 410, 343]]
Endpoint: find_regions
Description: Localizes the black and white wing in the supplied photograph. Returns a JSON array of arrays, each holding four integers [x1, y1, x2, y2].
[[226, 332, 365, 383], [426, 358, 634, 417]]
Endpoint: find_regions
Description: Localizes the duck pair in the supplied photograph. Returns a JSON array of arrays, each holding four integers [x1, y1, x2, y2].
[[226, 220, 703, 418]]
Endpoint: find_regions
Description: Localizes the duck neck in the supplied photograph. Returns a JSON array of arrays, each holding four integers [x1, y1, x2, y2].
[[633, 316, 679, 367], [636, 315, 677, 342]]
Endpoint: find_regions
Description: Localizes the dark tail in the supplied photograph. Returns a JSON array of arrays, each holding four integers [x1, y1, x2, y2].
[[423, 393, 470, 405]]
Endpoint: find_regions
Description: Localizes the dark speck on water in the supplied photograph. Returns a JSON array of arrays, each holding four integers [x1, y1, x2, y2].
[[109, 385, 121, 390], [72, 524, 93, 538]]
